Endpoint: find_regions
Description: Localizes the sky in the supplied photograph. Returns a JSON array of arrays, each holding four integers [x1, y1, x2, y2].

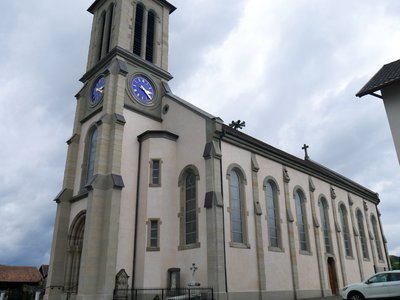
[[0, 0, 400, 267]]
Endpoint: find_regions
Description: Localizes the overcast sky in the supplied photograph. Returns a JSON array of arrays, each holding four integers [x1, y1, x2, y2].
[[1, 0, 400, 267]]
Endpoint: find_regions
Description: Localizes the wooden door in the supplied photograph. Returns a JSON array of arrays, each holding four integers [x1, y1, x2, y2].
[[327, 258, 338, 295]]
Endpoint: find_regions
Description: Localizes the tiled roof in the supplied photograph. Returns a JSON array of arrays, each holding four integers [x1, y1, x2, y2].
[[0, 266, 43, 283], [356, 59, 400, 97]]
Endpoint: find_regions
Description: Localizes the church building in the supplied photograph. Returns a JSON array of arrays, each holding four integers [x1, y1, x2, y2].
[[44, 0, 390, 299]]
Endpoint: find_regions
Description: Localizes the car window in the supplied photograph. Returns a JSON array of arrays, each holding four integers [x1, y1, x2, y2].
[[389, 273, 400, 282], [368, 273, 388, 283]]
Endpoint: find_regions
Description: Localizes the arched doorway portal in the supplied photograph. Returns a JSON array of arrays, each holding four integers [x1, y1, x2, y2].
[[327, 257, 338, 295], [64, 211, 86, 294]]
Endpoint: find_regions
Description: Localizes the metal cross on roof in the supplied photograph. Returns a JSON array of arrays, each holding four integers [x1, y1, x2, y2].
[[302, 144, 310, 160]]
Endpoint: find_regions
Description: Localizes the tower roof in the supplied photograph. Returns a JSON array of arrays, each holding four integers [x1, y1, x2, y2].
[[88, 0, 177, 14], [356, 59, 400, 98]]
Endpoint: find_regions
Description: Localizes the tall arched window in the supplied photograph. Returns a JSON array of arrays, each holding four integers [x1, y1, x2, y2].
[[81, 126, 98, 187], [371, 215, 383, 261], [133, 3, 144, 56], [226, 166, 248, 246], [319, 197, 332, 254], [178, 166, 200, 250], [339, 204, 352, 257], [294, 189, 309, 252], [64, 211, 86, 293], [145, 11, 156, 62], [230, 169, 244, 244], [265, 180, 280, 248], [357, 210, 369, 259], [185, 171, 197, 245]]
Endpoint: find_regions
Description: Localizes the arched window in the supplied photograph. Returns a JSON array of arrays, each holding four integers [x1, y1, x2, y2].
[[64, 211, 86, 293], [133, 3, 144, 56], [81, 126, 98, 187], [178, 166, 200, 250], [356, 210, 369, 259], [339, 204, 352, 257], [145, 10, 156, 62], [185, 171, 197, 245], [229, 169, 244, 244], [265, 180, 280, 248], [371, 215, 383, 261], [319, 197, 332, 254], [226, 165, 248, 247], [294, 189, 309, 252]]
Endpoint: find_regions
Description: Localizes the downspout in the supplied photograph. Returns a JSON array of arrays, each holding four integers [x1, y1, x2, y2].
[[132, 137, 143, 288], [219, 130, 228, 294]]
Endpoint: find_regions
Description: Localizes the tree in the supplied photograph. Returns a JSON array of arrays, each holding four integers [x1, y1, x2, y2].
[[390, 255, 400, 270]]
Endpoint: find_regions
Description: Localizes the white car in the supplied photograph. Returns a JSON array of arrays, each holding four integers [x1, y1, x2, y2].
[[342, 270, 400, 300]]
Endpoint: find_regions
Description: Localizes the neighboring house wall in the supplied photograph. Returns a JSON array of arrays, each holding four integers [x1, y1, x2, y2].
[[382, 84, 400, 164]]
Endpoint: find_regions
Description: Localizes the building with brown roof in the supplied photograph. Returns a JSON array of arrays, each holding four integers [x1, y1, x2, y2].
[[0, 265, 43, 300]]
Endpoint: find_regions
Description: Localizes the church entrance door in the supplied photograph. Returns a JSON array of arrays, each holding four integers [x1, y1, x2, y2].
[[327, 257, 338, 295]]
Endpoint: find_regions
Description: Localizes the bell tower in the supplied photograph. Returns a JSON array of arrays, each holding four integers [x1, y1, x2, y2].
[[86, 0, 175, 72], [45, 1, 176, 300]]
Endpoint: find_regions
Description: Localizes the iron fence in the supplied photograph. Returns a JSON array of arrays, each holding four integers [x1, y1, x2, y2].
[[114, 287, 213, 300]]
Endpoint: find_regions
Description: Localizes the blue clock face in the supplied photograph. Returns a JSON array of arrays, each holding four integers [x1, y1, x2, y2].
[[130, 75, 155, 105], [91, 76, 106, 106]]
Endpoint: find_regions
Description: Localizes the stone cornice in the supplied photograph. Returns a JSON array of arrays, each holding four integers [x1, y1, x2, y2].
[[137, 130, 179, 142], [80, 47, 173, 83], [88, 0, 177, 14]]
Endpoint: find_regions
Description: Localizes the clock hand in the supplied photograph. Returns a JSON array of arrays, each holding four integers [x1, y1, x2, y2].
[[140, 85, 152, 99], [96, 86, 104, 93]]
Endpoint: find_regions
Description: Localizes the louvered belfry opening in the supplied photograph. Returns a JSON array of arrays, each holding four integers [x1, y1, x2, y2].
[[133, 4, 156, 63], [146, 11, 155, 62], [97, 12, 106, 61], [133, 3, 144, 56]]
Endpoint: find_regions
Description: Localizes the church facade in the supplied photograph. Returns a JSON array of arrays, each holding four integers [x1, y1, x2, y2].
[[44, 1, 390, 300]]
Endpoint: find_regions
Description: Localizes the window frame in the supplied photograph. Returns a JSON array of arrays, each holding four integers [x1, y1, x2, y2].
[[227, 165, 249, 249], [80, 125, 98, 189], [146, 218, 161, 251], [263, 178, 282, 251], [356, 209, 369, 260], [371, 214, 384, 262], [339, 204, 353, 258], [149, 158, 162, 187], [319, 196, 333, 254], [294, 188, 310, 254]]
